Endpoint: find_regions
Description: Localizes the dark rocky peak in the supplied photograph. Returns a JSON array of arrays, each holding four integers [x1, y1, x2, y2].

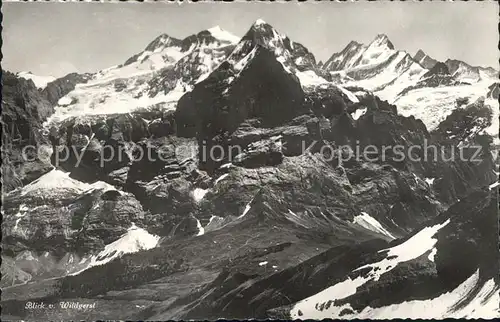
[[443, 59, 484, 83], [175, 45, 306, 138], [241, 19, 287, 48], [445, 59, 469, 74], [342, 41, 365, 56], [346, 40, 363, 49], [236, 19, 316, 69], [413, 49, 438, 69], [179, 28, 235, 51], [344, 40, 366, 56], [245, 19, 275, 40], [2, 70, 54, 123], [413, 49, 426, 61], [144, 33, 182, 52], [423, 61, 451, 77]]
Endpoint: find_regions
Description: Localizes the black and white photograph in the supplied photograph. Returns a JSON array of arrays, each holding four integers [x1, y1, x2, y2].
[[1, 0, 499, 320]]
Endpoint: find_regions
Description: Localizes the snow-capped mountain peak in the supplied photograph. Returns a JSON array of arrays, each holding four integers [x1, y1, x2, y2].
[[331, 34, 397, 72], [370, 33, 394, 50], [246, 19, 281, 41], [254, 18, 268, 26], [144, 33, 181, 52], [323, 41, 367, 71], [226, 19, 317, 76], [207, 25, 240, 44]]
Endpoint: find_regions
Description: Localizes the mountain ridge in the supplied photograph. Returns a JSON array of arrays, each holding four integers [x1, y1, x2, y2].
[[1, 18, 498, 320]]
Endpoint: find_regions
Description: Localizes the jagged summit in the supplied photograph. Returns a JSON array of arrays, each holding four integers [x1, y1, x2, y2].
[[144, 33, 181, 52], [347, 40, 363, 47], [244, 19, 276, 38], [368, 33, 394, 50], [226, 19, 317, 77]]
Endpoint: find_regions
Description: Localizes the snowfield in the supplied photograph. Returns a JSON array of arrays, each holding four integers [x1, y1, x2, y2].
[[394, 83, 491, 131], [45, 28, 240, 125], [290, 219, 452, 319]]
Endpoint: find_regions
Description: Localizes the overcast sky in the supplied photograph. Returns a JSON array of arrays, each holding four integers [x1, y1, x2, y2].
[[2, 1, 498, 77]]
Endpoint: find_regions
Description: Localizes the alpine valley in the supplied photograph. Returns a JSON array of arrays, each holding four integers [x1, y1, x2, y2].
[[1, 20, 499, 320]]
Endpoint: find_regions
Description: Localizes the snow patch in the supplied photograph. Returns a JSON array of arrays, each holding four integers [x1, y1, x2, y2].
[[337, 85, 360, 103], [57, 96, 73, 106], [13, 204, 29, 232], [425, 177, 435, 185], [195, 217, 205, 236], [488, 181, 499, 190], [214, 173, 229, 185], [193, 188, 209, 202], [295, 70, 328, 87], [254, 19, 267, 26], [428, 247, 437, 262], [259, 261, 268, 266], [220, 163, 234, 169], [239, 203, 252, 219], [353, 212, 395, 240], [351, 107, 367, 120]]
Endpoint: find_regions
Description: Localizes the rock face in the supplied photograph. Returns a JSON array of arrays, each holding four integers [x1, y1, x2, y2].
[[1, 20, 498, 320], [413, 49, 438, 70], [2, 170, 147, 256], [1, 71, 54, 192], [41, 72, 92, 106]]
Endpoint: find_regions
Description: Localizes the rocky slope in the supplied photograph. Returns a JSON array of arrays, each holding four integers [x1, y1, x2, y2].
[[1, 71, 54, 192], [413, 49, 438, 70], [1, 20, 498, 320], [286, 187, 499, 319]]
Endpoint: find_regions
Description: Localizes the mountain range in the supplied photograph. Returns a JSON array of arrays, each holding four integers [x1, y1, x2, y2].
[[1, 19, 499, 320]]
